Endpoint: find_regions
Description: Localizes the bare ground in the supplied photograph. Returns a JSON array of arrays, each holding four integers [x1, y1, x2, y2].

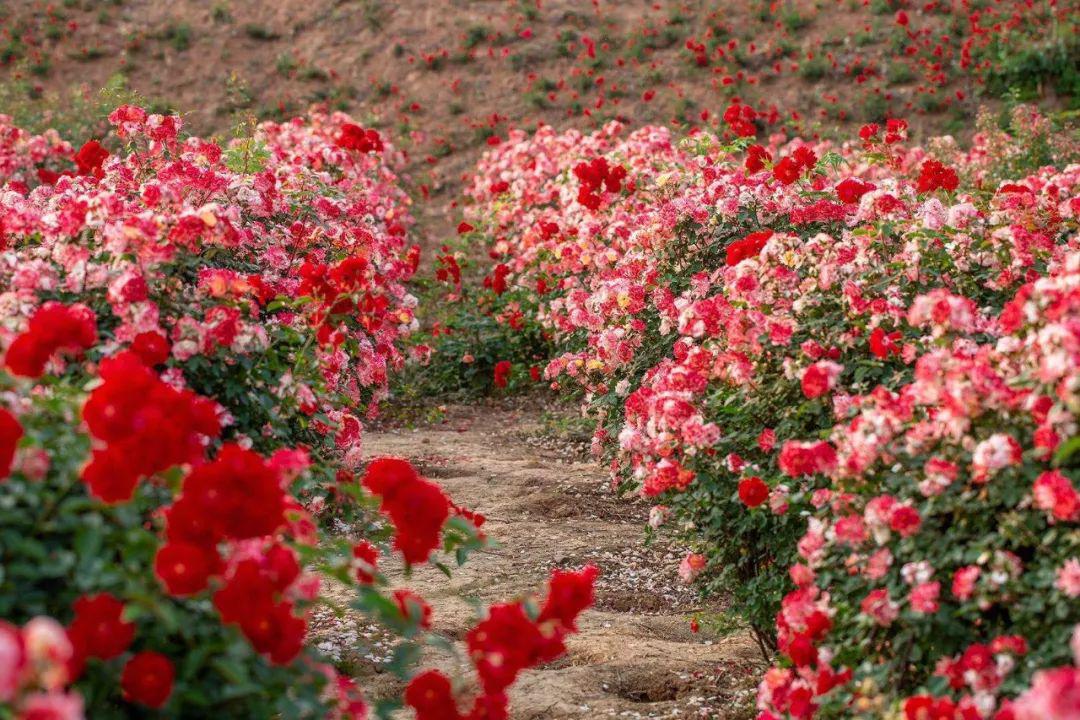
[[312, 402, 762, 719]]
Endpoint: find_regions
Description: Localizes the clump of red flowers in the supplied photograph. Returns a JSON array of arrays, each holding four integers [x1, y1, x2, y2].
[[772, 146, 818, 185], [352, 540, 379, 584], [335, 123, 384, 153], [778, 440, 838, 477], [745, 144, 772, 173], [213, 549, 307, 665], [493, 360, 512, 388], [362, 457, 451, 565], [154, 444, 292, 603], [173, 444, 287, 541], [81, 351, 221, 503], [393, 589, 433, 630], [573, 157, 627, 210], [835, 178, 875, 204], [484, 263, 511, 295], [859, 118, 908, 149], [869, 327, 902, 359], [726, 230, 773, 266], [916, 159, 960, 193], [73, 140, 109, 178], [4, 302, 97, 378], [406, 565, 598, 720], [723, 102, 758, 137]]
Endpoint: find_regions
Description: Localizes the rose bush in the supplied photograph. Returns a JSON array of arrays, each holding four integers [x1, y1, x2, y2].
[[452, 104, 1079, 717], [0, 108, 595, 719]]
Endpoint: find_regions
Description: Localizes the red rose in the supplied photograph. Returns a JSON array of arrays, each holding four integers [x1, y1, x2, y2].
[[738, 477, 770, 508], [869, 327, 902, 359], [916, 159, 959, 193], [154, 542, 217, 596], [81, 351, 221, 503], [494, 360, 512, 388], [725, 230, 772, 266], [885, 118, 908, 144], [130, 331, 171, 366], [836, 178, 875, 204], [889, 506, 922, 537], [362, 457, 450, 565], [387, 478, 451, 565], [352, 541, 379, 584], [121, 652, 174, 708], [405, 670, 457, 720], [467, 602, 552, 694], [4, 302, 97, 378], [362, 456, 419, 497], [537, 565, 599, 631], [214, 559, 307, 665], [786, 633, 818, 667], [242, 600, 307, 665], [81, 449, 141, 504], [792, 146, 817, 170], [179, 444, 286, 541], [778, 441, 837, 477], [745, 144, 771, 173], [68, 593, 135, 661], [0, 408, 22, 480], [903, 696, 957, 720], [335, 123, 383, 153], [772, 156, 802, 185], [801, 364, 830, 399], [74, 140, 109, 177]]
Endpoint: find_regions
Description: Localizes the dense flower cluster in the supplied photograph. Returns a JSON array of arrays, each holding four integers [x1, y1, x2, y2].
[[2, 302, 97, 378], [1, 105, 420, 483], [362, 457, 451, 565], [406, 565, 598, 720], [81, 350, 221, 503], [460, 107, 1079, 717], [0, 108, 591, 719]]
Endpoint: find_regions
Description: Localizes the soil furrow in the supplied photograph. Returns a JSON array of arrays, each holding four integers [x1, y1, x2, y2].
[[337, 403, 761, 719]]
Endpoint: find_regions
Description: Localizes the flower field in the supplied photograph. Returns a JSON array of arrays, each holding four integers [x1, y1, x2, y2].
[[0, 108, 599, 718], [1, 1, 1079, 719], [437, 105, 1080, 718]]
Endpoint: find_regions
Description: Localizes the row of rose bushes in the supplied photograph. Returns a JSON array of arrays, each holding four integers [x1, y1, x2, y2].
[[446, 105, 1080, 718], [0, 107, 595, 718]]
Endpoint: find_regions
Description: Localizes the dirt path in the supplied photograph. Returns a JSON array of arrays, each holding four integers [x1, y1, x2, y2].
[[316, 402, 761, 719]]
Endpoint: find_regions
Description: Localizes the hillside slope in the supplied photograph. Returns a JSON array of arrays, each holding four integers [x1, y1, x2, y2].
[[1, 0, 1073, 238]]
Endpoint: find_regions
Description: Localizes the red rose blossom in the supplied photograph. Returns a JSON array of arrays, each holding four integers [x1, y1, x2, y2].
[[0, 408, 22, 480], [154, 542, 217, 596], [362, 457, 450, 565], [738, 477, 770, 508], [121, 652, 174, 708], [494, 360, 512, 388], [4, 302, 97, 378], [68, 593, 135, 661]]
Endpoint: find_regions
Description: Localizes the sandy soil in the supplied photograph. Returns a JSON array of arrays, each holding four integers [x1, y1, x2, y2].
[[312, 402, 762, 719]]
